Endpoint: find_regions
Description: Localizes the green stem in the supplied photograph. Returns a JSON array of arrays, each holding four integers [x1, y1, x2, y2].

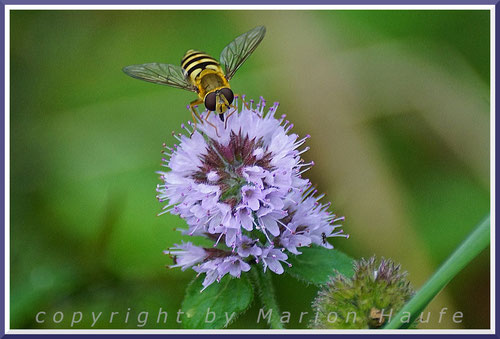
[[250, 267, 284, 329], [384, 214, 490, 329]]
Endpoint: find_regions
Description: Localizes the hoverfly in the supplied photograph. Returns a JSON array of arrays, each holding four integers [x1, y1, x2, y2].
[[123, 26, 266, 131]]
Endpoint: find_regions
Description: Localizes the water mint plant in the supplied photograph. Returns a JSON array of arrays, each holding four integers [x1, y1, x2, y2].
[[158, 97, 348, 291]]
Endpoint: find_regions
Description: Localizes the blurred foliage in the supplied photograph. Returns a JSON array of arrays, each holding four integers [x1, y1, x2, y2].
[[10, 10, 490, 329]]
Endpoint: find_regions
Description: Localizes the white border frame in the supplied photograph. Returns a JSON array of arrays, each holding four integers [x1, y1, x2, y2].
[[3, 4, 496, 335]]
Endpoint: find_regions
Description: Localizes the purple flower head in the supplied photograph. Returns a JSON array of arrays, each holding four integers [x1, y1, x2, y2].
[[158, 97, 348, 290]]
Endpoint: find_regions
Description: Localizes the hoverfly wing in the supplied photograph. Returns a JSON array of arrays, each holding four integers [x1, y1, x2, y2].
[[123, 63, 198, 92], [220, 26, 266, 81]]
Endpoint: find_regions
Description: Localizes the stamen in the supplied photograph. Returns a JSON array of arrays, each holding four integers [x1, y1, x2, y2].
[[302, 186, 317, 201], [181, 123, 192, 135], [294, 134, 311, 148], [189, 223, 202, 236], [298, 166, 314, 176], [257, 218, 273, 244], [214, 232, 224, 247], [329, 229, 349, 239], [276, 218, 294, 233], [297, 161, 315, 168], [157, 208, 174, 216], [315, 193, 325, 201], [297, 146, 310, 156]]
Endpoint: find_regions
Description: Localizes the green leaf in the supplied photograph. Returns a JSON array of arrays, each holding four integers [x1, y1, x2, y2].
[[181, 274, 253, 329], [286, 246, 355, 285]]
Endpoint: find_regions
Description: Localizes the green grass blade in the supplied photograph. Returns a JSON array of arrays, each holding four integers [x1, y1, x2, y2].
[[384, 214, 490, 329]]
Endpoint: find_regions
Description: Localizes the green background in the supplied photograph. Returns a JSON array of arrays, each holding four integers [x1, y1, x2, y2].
[[10, 10, 490, 329]]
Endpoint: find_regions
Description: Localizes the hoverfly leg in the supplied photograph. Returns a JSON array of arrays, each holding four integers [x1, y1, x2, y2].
[[204, 111, 220, 138], [224, 106, 238, 129], [189, 99, 204, 136]]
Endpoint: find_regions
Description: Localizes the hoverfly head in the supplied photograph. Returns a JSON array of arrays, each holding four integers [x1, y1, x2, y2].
[[204, 88, 234, 122], [215, 88, 234, 114]]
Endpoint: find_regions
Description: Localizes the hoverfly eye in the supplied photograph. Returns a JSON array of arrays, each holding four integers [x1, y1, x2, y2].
[[220, 88, 234, 105], [204, 92, 217, 111]]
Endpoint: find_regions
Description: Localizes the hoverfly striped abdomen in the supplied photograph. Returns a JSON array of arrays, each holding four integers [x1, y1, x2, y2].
[[181, 50, 224, 83]]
